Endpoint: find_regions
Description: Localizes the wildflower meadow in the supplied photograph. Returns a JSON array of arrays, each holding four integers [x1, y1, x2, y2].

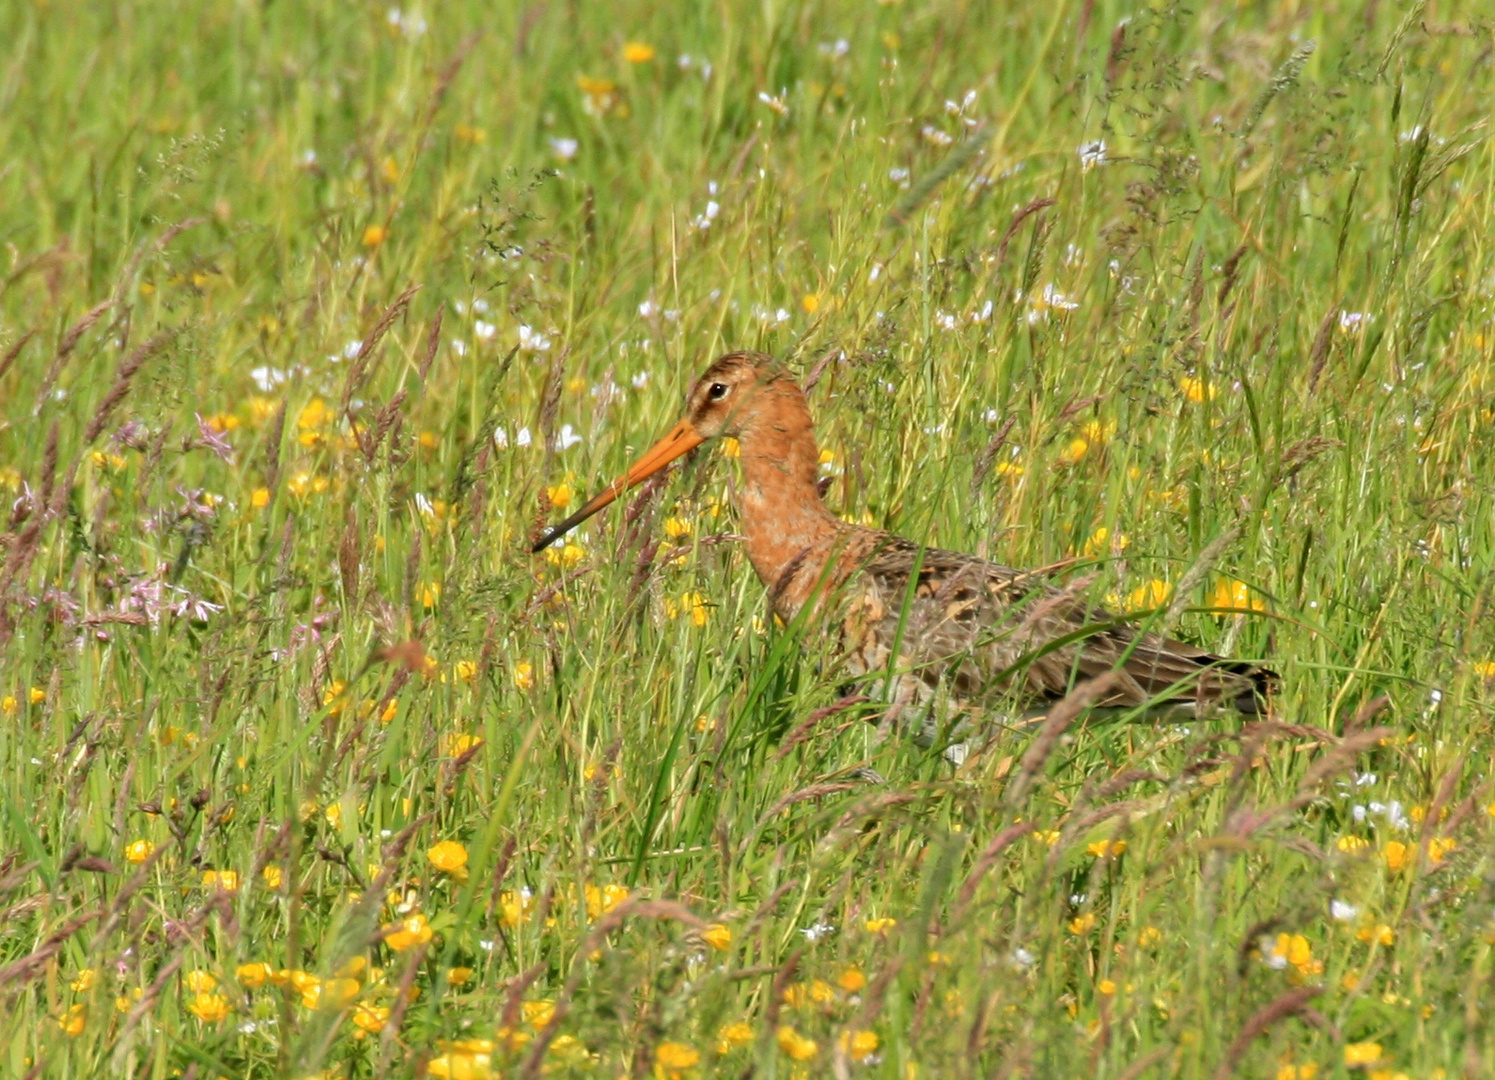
[[2, 0, 1494, 1077]]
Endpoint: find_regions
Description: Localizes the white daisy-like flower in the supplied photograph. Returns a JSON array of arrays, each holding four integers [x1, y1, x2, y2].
[[517, 325, 551, 351], [1078, 140, 1108, 170]]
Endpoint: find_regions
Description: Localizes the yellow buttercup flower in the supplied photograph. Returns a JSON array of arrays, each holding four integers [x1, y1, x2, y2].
[[70, 969, 98, 992], [58, 1004, 88, 1036], [836, 965, 867, 993], [1179, 374, 1217, 403], [385, 913, 434, 951], [1382, 841, 1409, 872], [716, 1021, 754, 1054], [700, 923, 732, 951], [865, 916, 897, 934], [124, 839, 155, 864], [1343, 1042, 1383, 1067], [184, 970, 217, 993], [776, 1025, 818, 1061], [654, 1041, 700, 1078], [237, 962, 272, 988], [427, 1049, 493, 1079], [522, 999, 556, 1029], [514, 662, 536, 690], [427, 840, 469, 874], [1428, 836, 1456, 864], [202, 869, 239, 892], [1126, 580, 1172, 611], [1210, 578, 1267, 612], [186, 992, 230, 1022], [838, 1029, 880, 1062], [623, 41, 655, 64]]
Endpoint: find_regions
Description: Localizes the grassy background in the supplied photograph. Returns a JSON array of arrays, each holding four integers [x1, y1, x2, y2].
[[2, 0, 1494, 1076]]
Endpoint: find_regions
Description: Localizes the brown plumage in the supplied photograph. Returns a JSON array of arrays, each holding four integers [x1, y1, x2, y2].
[[534, 352, 1275, 745]]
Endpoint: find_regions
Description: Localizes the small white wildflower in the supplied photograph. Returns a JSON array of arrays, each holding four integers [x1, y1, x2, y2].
[[515, 426, 532, 447], [934, 310, 958, 332], [1330, 900, 1358, 922], [250, 366, 288, 391], [888, 167, 910, 182], [1261, 936, 1289, 969], [492, 426, 509, 449], [471, 298, 489, 314], [1352, 804, 1367, 822], [450, 339, 467, 356], [868, 263, 882, 282], [631, 371, 650, 389], [1384, 801, 1409, 830], [817, 38, 850, 58], [555, 424, 583, 450], [757, 90, 789, 116], [1339, 311, 1370, 332], [971, 299, 993, 323], [549, 137, 579, 162], [1078, 140, 1108, 170], [638, 299, 657, 318], [517, 325, 551, 351], [799, 921, 835, 941], [300, 149, 317, 166], [1012, 947, 1036, 968], [1354, 773, 1377, 787], [921, 125, 954, 147]]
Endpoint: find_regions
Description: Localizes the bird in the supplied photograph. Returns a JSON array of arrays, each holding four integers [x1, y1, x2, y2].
[[533, 351, 1275, 754]]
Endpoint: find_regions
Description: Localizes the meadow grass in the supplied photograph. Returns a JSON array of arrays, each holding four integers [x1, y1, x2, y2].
[[2, 0, 1494, 1076]]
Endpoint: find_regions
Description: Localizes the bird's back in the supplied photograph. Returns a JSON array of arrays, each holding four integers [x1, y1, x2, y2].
[[834, 532, 1273, 731]]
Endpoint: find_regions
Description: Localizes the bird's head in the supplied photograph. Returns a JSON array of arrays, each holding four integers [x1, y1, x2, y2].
[[531, 351, 784, 552]]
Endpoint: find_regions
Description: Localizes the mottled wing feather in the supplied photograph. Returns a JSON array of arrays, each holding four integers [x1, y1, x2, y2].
[[840, 536, 1271, 723]]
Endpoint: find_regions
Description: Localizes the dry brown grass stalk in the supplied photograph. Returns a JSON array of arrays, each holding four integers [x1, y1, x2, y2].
[[82, 330, 174, 443], [1003, 670, 1124, 806], [0, 327, 37, 383], [1208, 985, 1324, 1080], [338, 282, 419, 418], [32, 298, 113, 412]]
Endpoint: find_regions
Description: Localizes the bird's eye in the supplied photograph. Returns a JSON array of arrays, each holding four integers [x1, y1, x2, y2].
[[707, 382, 729, 400]]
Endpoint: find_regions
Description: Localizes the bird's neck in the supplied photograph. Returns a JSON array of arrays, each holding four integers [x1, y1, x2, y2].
[[734, 389, 846, 615]]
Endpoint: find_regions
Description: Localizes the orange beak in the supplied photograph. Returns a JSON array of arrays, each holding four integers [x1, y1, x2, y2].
[[531, 418, 705, 553]]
